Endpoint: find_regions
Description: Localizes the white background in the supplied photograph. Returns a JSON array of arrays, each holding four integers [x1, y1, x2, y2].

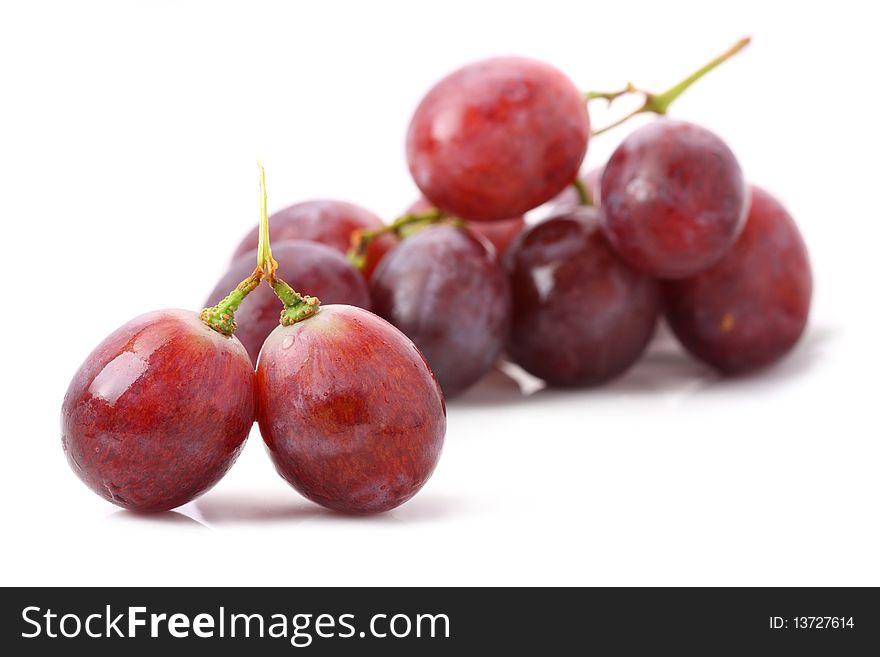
[[1, 1, 877, 586]]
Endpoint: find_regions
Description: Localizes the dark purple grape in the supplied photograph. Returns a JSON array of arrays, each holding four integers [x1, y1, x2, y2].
[[506, 207, 660, 386], [663, 186, 812, 373], [601, 120, 748, 278], [370, 225, 511, 397], [207, 240, 371, 363]]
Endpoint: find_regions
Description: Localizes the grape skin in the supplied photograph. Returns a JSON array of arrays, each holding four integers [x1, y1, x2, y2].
[[663, 186, 812, 374], [61, 310, 254, 512], [407, 57, 589, 222], [370, 225, 512, 397], [257, 306, 446, 514], [601, 120, 748, 279], [506, 207, 660, 386]]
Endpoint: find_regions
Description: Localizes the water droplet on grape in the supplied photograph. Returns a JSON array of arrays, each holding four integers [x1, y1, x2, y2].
[[281, 335, 294, 350]]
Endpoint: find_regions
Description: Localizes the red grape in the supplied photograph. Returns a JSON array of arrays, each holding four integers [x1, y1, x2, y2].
[[232, 199, 396, 280], [506, 207, 660, 386], [406, 57, 589, 222], [61, 310, 254, 512], [601, 120, 748, 278], [663, 186, 812, 373], [256, 306, 446, 513], [370, 225, 512, 397], [207, 240, 371, 364], [470, 216, 528, 257], [407, 196, 526, 256]]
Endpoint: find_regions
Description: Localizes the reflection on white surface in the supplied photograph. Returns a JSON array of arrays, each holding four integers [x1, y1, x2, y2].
[[107, 509, 207, 529], [194, 492, 320, 525]]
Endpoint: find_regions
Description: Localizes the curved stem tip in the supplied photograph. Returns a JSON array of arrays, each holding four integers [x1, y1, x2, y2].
[[587, 37, 751, 136]]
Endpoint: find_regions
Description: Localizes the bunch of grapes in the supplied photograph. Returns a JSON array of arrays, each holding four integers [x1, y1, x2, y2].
[[62, 37, 811, 515]]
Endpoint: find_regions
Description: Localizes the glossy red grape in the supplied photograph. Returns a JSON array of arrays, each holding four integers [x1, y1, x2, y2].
[[61, 310, 254, 512], [601, 120, 748, 278], [207, 240, 371, 364], [506, 207, 660, 386], [370, 225, 512, 397], [232, 199, 396, 280], [663, 186, 812, 374], [407, 196, 526, 256], [407, 57, 590, 222], [256, 305, 445, 514]]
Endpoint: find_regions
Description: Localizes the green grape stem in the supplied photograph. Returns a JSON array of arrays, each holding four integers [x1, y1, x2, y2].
[[347, 207, 447, 270], [255, 162, 321, 325], [200, 268, 263, 336], [587, 36, 751, 136], [201, 162, 321, 334], [572, 178, 592, 206]]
